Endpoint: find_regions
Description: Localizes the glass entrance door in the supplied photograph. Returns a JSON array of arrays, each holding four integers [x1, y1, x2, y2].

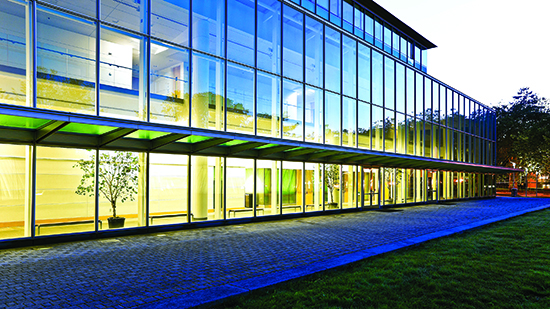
[[361, 167, 380, 208]]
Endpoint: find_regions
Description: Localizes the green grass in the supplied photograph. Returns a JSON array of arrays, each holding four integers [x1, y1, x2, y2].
[[217, 209, 550, 309]]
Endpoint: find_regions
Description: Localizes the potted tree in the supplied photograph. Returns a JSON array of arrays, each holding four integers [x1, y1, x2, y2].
[[74, 151, 140, 228], [325, 164, 340, 208]]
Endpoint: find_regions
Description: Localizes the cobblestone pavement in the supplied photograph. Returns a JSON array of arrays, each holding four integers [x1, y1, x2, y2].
[[1, 197, 549, 308]]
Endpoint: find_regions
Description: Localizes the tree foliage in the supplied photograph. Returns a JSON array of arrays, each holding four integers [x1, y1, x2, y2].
[[325, 164, 340, 204], [74, 151, 140, 218], [495, 88, 550, 174]]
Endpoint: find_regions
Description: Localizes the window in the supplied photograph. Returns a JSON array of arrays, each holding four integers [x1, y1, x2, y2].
[[325, 27, 341, 93], [305, 17, 323, 88], [343, 35, 357, 98], [151, 0, 190, 47], [227, 63, 254, 134], [228, 0, 255, 66], [257, 0, 281, 74], [283, 5, 303, 81], [192, 0, 225, 57]]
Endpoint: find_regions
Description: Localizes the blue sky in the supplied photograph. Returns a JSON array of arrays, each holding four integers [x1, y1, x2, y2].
[[375, 0, 550, 106]]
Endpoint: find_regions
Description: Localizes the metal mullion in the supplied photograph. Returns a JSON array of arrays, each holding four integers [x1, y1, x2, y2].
[[339, 31, 342, 147], [35, 1, 97, 23], [224, 0, 228, 132], [31, 0, 37, 108], [188, 0, 193, 127], [146, 0, 151, 123], [339, 164, 342, 209], [280, 2, 284, 139], [223, 157, 227, 220], [369, 47, 372, 150], [94, 148, 99, 232], [302, 9, 306, 142], [302, 162, 306, 213], [30, 144, 36, 237], [254, 0, 258, 137], [322, 23, 325, 145], [279, 160, 283, 215], [145, 152, 150, 226], [95, 0, 100, 116], [187, 154, 192, 223], [253, 159, 257, 217], [355, 40, 358, 149], [321, 163, 325, 211]]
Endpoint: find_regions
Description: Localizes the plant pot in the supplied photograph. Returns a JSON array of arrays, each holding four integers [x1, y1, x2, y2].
[[108, 217, 125, 228]]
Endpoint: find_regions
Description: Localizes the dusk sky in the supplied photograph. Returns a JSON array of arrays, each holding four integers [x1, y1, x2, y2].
[[375, 0, 550, 107]]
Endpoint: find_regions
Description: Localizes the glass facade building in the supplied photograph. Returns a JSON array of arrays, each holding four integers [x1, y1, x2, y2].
[[0, 0, 513, 245]]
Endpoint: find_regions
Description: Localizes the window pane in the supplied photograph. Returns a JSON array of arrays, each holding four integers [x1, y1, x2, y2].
[[257, 71, 281, 138], [433, 83, 440, 124], [384, 109, 395, 152], [400, 37, 407, 61], [37, 8, 96, 114], [372, 50, 383, 106], [396, 112, 406, 153], [342, 165, 357, 209], [425, 78, 432, 121], [342, 97, 356, 147], [149, 153, 188, 225], [228, 0, 255, 66], [305, 86, 323, 143], [384, 57, 394, 110], [406, 116, 414, 155], [406, 68, 414, 116], [102, 0, 146, 33], [396, 63, 405, 113], [330, 0, 341, 26], [191, 52, 225, 130], [342, 1, 353, 32], [0, 144, 26, 240], [150, 42, 189, 126], [324, 163, 340, 208], [415, 72, 423, 119], [0, 0, 27, 106], [283, 79, 303, 140], [227, 63, 254, 134], [305, 16, 323, 88], [374, 19, 382, 48], [358, 101, 371, 149], [353, 8, 363, 38], [282, 161, 303, 213], [364, 13, 373, 44], [325, 92, 341, 145], [151, 0, 190, 47], [36, 147, 96, 236], [42, 0, 96, 18], [257, 159, 280, 216], [372, 105, 383, 151], [193, 156, 224, 221], [192, 0, 225, 57], [325, 27, 340, 93], [383, 25, 391, 53], [303, 0, 315, 12], [257, 0, 281, 74], [99, 27, 146, 120], [392, 32, 400, 57], [283, 5, 303, 81], [343, 35, 356, 98], [226, 158, 254, 219], [358, 44, 370, 102], [305, 162, 322, 212], [317, 0, 329, 19], [425, 122, 432, 157]]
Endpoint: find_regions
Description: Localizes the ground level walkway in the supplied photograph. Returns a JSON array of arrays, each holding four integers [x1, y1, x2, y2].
[[1, 197, 550, 309]]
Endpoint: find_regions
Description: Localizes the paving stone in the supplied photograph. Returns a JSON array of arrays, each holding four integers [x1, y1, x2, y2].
[[0, 198, 549, 308]]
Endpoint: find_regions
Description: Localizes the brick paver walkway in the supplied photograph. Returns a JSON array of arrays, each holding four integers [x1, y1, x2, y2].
[[1, 197, 549, 308]]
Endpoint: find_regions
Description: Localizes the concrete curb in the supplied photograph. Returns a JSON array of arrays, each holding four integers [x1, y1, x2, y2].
[[140, 203, 550, 308]]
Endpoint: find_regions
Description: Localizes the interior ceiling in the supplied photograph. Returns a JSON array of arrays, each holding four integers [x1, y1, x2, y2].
[[0, 103, 519, 174]]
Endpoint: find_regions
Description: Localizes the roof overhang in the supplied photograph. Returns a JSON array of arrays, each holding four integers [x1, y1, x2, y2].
[[0, 103, 520, 174], [356, 0, 437, 49]]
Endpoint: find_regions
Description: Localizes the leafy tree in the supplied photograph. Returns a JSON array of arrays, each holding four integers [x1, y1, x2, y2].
[[73, 151, 140, 218], [495, 88, 550, 175], [325, 164, 340, 204]]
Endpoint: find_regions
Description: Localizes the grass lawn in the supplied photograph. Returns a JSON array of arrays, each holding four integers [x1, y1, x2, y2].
[[216, 208, 550, 309]]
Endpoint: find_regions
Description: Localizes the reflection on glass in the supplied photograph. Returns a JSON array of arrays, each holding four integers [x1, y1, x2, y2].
[[415, 72, 423, 119], [342, 97, 356, 148], [325, 26, 340, 93], [37, 8, 96, 114], [406, 67, 415, 116], [100, 27, 146, 120], [257, 71, 281, 138], [416, 118, 424, 156], [192, 0, 225, 57], [282, 161, 303, 214], [305, 162, 322, 212], [364, 13, 374, 44], [363, 167, 379, 207], [342, 165, 357, 209], [227, 63, 254, 134], [384, 109, 395, 152], [358, 101, 371, 149], [102, 0, 145, 33], [283, 5, 303, 81], [149, 153, 188, 225], [424, 122, 432, 157], [406, 116, 415, 155], [358, 44, 370, 103], [151, 0, 190, 47], [36, 147, 95, 236], [396, 63, 405, 113], [0, 0, 26, 106], [191, 52, 224, 130], [283, 79, 303, 140], [192, 156, 224, 221], [0, 144, 26, 240], [372, 51, 383, 107], [317, 0, 329, 19], [353, 8, 363, 39], [342, 1, 353, 32], [425, 78, 432, 121], [257, 0, 281, 74], [325, 92, 341, 146], [396, 112, 406, 154], [305, 16, 323, 88], [226, 158, 255, 219], [150, 42, 189, 126], [43, 0, 96, 17], [305, 86, 323, 143], [329, 0, 341, 26], [343, 35, 356, 98], [256, 160, 280, 216], [372, 105, 383, 151], [228, 0, 254, 66], [384, 57, 394, 110]]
